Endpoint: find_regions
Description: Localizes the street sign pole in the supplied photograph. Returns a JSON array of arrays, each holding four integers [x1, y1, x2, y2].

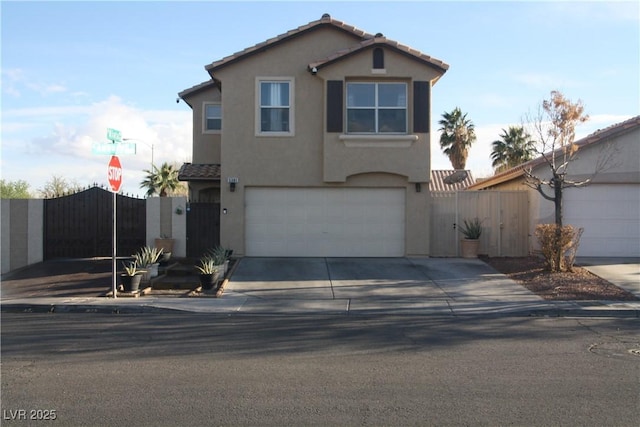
[[107, 155, 123, 298], [112, 190, 117, 298]]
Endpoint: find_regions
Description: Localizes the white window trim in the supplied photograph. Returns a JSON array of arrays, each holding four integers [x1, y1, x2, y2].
[[255, 77, 295, 137], [203, 102, 222, 134], [339, 134, 418, 148], [346, 82, 408, 134]]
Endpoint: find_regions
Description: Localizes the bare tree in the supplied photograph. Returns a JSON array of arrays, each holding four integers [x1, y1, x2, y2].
[[523, 91, 617, 271], [38, 175, 82, 198]]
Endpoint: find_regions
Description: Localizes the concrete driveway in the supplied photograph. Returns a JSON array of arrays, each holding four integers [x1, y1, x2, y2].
[[226, 257, 539, 302], [223, 257, 640, 315], [578, 257, 640, 298]]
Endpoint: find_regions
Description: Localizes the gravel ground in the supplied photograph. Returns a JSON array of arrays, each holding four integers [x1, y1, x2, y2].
[[481, 256, 638, 301]]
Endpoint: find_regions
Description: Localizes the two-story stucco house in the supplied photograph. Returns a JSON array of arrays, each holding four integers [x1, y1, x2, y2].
[[178, 14, 449, 257]]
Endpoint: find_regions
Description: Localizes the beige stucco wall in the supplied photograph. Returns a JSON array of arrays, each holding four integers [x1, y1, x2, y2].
[[1, 199, 44, 274], [185, 86, 222, 164], [320, 50, 440, 183], [557, 128, 640, 184], [197, 26, 444, 256], [145, 197, 187, 257]]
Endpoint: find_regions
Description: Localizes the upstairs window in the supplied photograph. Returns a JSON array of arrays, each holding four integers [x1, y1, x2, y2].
[[373, 48, 384, 69], [204, 103, 221, 132], [347, 82, 407, 133], [257, 78, 294, 135]]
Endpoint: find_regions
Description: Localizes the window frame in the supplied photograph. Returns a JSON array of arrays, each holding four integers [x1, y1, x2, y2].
[[346, 82, 408, 134], [203, 102, 222, 134], [255, 77, 295, 137]]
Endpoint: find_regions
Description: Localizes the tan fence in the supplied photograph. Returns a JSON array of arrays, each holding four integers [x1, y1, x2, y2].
[[430, 191, 529, 257]]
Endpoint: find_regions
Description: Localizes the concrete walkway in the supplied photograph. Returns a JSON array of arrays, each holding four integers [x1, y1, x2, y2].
[[2, 257, 638, 317], [577, 257, 640, 297]]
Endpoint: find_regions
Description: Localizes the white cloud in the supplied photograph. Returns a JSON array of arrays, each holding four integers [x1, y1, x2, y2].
[[41, 84, 68, 95], [1, 67, 68, 98], [547, 2, 639, 24], [1, 96, 192, 197], [511, 72, 581, 90]]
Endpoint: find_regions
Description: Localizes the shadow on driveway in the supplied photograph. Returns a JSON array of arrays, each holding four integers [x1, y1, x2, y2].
[[1, 259, 113, 299]]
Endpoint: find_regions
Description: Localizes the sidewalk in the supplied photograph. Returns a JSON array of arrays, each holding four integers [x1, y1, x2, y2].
[[3, 294, 638, 317], [1, 257, 638, 317]]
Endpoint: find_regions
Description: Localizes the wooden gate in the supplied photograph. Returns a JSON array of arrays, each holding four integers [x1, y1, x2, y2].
[[44, 187, 146, 259], [430, 191, 529, 257], [186, 202, 220, 257]]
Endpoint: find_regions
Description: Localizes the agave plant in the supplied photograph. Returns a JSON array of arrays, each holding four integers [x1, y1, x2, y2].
[[122, 261, 144, 276], [204, 246, 229, 265], [133, 246, 163, 266], [195, 257, 218, 275], [459, 218, 483, 240]]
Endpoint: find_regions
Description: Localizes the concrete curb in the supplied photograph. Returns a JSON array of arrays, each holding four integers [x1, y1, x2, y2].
[[2, 299, 638, 318]]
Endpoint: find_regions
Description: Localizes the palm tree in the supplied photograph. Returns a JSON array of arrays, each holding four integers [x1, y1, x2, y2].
[[490, 126, 536, 173], [140, 162, 180, 197], [438, 107, 477, 169]]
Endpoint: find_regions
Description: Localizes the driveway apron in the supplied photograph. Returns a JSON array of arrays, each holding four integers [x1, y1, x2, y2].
[[225, 257, 334, 299], [225, 257, 540, 304]]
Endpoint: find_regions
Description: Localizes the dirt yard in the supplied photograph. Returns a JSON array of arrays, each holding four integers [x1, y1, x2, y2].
[[481, 256, 638, 301]]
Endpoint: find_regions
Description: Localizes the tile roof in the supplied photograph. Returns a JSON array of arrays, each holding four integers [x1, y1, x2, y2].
[[308, 36, 449, 76], [204, 13, 447, 76], [429, 170, 475, 192], [178, 163, 221, 181], [178, 79, 218, 103], [468, 115, 640, 190]]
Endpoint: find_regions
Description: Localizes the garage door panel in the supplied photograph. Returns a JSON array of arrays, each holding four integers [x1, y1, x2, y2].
[[564, 185, 639, 257], [245, 188, 405, 257]]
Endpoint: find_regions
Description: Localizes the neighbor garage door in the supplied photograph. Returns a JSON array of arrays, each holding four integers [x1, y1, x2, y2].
[[245, 188, 405, 257], [564, 184, 640, 257]]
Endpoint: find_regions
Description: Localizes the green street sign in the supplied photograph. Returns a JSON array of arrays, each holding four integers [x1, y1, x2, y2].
[[107, 128, 122, 142], [92, 142, 137, 155]]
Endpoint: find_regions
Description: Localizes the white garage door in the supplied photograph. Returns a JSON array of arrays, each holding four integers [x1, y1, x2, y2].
[[245, 188, 405, 257], [564, 184, 640, 257]]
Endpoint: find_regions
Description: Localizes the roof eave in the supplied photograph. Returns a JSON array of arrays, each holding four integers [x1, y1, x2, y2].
[[468, 115, 640, 190], [205, 18, 370, 76], [308, 39, 449, 80], [178, 79, 219, 107]]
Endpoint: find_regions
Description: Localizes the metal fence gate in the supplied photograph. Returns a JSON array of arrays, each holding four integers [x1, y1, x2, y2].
[[186, 202, 220, 257], [430, 191, 529, 257], [44, 187, 146, 259]]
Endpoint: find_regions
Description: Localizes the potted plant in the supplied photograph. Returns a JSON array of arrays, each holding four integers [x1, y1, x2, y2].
[[195, 256, 220, 290], [459, 218, 483, 258], [154, 235, 174, 258], [120, 261, 145, 293], [133, 246, 164, 280], [205, 246, 230, 276]]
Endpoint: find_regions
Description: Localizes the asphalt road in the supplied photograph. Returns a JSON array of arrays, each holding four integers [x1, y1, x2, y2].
[[1, 313, 639, 426]]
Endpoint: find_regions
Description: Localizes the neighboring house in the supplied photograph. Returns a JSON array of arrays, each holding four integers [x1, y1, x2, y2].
[[178, 14, 449, 257], [429, 170, 475, 192], [468, 116, 640, 257]]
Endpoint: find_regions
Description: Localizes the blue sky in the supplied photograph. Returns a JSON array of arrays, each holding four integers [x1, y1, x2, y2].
[[2, 1, 638, 197]]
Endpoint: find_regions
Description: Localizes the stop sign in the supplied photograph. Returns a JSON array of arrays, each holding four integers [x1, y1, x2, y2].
[[107, 155, 123, 192]]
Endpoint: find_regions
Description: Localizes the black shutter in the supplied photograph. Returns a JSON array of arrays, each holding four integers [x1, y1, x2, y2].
[[413, 81, 430, 133], [327, 80, 343, 133]]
